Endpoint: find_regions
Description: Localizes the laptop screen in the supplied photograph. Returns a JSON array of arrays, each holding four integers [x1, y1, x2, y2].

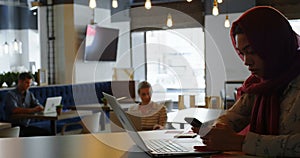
[[103, 92, 150, 152], [104, 92, 222, 157]]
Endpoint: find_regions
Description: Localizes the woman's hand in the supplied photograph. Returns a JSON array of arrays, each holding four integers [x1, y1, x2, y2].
[[153, 124, 164, 130], [192, 119, 215, 135], [196, 123, 245, 151], [191, 126, 200, 134]]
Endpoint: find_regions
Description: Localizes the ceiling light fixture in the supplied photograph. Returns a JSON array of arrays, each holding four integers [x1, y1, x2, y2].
[[145, 0, 152, 10], [89, 0, 97, 24], [89, 0, 96, 9], [30, 1, 42, 10], [112, 0, 118, 8], [12, 39, 22, 54], [224, 0, 230, 28], [212, 0, 219, 16], [217, 0, 223, 3], [13, 39, 19, 52], [3, 42, 9, 54], [187, 0, 192, 2], [224, 15, 230, 28], [166, 13, 173, 28]]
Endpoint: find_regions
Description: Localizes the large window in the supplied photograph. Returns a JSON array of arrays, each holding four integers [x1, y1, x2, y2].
[[132, 28, 205, 106], [289, 19, 300, 34]]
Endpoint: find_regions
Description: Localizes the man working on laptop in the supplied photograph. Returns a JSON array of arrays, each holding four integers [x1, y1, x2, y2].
[[4, 72, 50, 137], [128, 81, 167, 130]]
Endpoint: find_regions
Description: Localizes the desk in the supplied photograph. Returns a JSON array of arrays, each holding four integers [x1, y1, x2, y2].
[[0, 130, 254, 158], [12, 110, 93, 135], [0, 122, 11, 129], [167, 108, 224, 129], [71, 104, 107, 130], [74, 103, 133, 111], [73, 103, 134, 130]]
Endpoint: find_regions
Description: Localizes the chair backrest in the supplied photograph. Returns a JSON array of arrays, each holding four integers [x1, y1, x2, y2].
[[205, 96, 223, 109], [81, 112, 101, 134], [157, 99, 173, 112], [178, 95, 185, 109], [0, 126, 20, 138]]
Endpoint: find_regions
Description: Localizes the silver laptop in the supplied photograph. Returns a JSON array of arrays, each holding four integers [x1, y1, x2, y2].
[[41, 96, 62, 114], [103, 92, 220, 157]]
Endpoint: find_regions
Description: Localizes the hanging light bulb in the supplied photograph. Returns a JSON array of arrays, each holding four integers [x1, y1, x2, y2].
[[145, 0, 152, 10], [12, 39, 22, 54], [3, 42, 9, 54], [89, 0, 96, 9], [112, 0, 118, 8], [13, 39, 19, 52], [212, 0, 219, 16], [224, 15, 230, 28], [187, 0, 192, 2], [166, 13, 173, 28], [217, 0, 223, 3]]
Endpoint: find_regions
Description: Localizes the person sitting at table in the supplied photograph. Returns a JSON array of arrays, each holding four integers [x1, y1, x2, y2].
[[4, 72, 50, 137], [128, 81, 167, 130], [193, 6, 300, 157]]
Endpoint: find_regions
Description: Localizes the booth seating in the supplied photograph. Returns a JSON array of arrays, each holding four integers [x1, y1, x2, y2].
[[0, 81, 137, 133]]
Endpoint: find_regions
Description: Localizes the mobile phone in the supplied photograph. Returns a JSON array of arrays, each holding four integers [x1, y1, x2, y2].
[[184, 117, 202, 128], [174, 133, 197, 138]]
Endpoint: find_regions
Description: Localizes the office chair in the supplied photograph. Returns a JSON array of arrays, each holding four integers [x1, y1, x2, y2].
[[61, 112, 101, 135]]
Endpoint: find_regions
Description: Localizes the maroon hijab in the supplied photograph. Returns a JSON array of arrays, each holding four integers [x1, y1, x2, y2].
[[230, 6, 300, 135]]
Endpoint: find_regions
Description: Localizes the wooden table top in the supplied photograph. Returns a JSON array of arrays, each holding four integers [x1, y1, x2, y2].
[[12, 110, 93, 121]]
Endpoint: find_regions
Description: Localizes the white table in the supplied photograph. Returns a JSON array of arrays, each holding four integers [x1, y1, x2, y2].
[[73, 103, 134, 130], [12, 110, 93, 135], [0, 130, 253, 158], [167, 108, 224, 129]]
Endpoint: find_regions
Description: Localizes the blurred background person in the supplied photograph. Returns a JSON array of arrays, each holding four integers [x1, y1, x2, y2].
[[4, 72, 50, 137], [128, 81, 167, 130]]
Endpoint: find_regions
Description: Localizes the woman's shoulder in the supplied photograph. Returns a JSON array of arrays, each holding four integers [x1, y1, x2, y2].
[[289, 74, 300, 88]]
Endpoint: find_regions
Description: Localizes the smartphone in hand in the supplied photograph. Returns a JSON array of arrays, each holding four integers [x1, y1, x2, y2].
[[174, 133, 197, 138], [184, 117, 202, 128]]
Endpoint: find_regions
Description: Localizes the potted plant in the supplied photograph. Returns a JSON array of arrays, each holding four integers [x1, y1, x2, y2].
[[56, 104, 64, 115], [101, 97, 110, 112], [102, 97, 108, 106]]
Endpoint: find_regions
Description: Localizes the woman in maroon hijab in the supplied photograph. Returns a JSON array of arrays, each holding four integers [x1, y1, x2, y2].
[[194, 6, 300, 156]]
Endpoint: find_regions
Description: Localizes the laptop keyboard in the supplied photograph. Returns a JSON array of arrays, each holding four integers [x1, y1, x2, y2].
[[145, 139, 189, 153]]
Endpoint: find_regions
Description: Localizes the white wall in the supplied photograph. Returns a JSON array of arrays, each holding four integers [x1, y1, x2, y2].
[[0, 29, 40, 73], [205, 13, 250, 96], [73, 4, 131, 84], [36, 3, 131, 84], [28, 30, 41, 72]]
